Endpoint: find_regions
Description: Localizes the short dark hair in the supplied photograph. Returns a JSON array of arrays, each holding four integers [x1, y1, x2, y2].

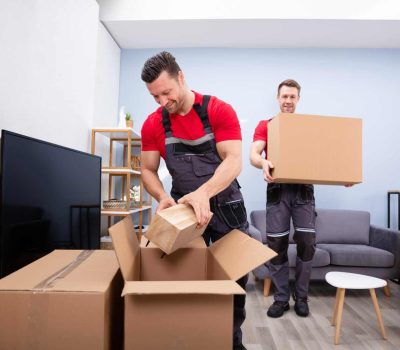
[[277, 79, 301, 96], [141, 51, 181, 83]]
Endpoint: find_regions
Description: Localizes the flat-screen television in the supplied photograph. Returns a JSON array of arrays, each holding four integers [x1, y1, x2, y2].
[[0, 130, 101, 277]]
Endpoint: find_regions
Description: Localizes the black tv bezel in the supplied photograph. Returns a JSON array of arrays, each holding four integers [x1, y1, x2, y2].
[[0, 129, 102, 276]]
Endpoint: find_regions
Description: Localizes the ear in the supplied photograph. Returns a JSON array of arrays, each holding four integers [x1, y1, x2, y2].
[[177, 70, 184, 85]]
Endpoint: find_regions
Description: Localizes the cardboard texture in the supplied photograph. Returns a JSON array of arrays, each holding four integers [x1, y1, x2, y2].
[[268, 113, 362, 185], [109, 216, 276, 350], [0, 250, 123, 350], [145, 203, 208, 254]]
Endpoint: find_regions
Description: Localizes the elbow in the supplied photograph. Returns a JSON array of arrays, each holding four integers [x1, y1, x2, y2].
[[249, 156, 255, 167], [249, 153, 257, 167]]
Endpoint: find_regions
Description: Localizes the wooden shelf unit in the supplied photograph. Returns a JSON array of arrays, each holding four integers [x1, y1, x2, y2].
[[91, 127, 152, 238]]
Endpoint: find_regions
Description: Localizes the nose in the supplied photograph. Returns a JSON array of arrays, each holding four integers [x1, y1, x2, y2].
[[159, 96, 169, 107]]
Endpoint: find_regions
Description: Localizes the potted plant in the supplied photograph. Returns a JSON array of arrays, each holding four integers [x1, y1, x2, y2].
[[125, 112, 133, 128]]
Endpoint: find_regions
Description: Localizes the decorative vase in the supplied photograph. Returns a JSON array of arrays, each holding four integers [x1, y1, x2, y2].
[[126, 120, 133, 128]]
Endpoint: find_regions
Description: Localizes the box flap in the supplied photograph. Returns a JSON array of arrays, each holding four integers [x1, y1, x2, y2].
[[208, 230, 277, 281], [145, 204, 207, 254], [122, 280, 245, 296], [141, 236, 206, 249], [140, 245, 207, 281], [108, 215, 140, 282], [0, 250, 119, 292]]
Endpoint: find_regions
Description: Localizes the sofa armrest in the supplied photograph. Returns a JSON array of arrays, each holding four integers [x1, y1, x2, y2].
[[249, 224, 263, 243], [370, 225, 400, 275]]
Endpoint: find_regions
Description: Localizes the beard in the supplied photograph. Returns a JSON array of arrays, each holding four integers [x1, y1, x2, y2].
[[282, 105, 295, 113], [165, 92, 186, 114], [165, 101, 178, 113]]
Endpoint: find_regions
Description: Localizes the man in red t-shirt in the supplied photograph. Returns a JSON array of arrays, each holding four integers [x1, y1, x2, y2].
[[141, 51, 248, 350], [250, 79, 316, 318]]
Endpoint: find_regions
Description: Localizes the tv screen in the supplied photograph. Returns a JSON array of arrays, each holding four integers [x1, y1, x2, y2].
[[0, 130, 101, 277]]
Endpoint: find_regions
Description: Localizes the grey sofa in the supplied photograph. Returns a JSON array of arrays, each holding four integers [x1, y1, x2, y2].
[[249, 209, 400, 296]]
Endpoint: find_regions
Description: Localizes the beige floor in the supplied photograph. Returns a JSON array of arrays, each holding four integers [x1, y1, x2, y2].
[[242, 274, 400, 349]]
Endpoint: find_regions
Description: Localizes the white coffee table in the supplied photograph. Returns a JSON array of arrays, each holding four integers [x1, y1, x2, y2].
[[325, 271, 388, 345]]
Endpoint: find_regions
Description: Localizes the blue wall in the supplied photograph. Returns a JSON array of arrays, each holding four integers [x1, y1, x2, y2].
[[119, 48, 400, 227]]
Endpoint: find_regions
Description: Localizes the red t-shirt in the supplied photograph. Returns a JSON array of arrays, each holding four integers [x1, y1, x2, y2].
[[253, 119, 269, 158], [141, 91, 242, 159]]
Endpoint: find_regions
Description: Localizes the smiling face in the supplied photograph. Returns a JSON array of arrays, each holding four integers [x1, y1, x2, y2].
[[146, 70, 187, 114], [277, 85, 300, 113]]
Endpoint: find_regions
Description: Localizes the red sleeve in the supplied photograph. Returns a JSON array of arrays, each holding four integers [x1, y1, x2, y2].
[[141, 113, 159, 152], [253, 120, 268, 142], [208, 96, 242, 142]]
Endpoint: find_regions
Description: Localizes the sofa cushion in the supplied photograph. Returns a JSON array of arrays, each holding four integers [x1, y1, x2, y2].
[[318, 244, 394, 267], [288, 244, 330, 268], [315, 209, 370, 245], [251, 209, 371, 245], [250, 210, 268, 243]]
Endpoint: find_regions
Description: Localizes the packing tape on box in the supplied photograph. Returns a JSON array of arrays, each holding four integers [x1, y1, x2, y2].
[[20, 250, 95, 348], [33, 250, 94, 291]]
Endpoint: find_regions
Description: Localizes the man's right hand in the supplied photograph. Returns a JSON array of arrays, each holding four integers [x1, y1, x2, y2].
[[156, 195, 177, 213], [262, 159, 274, 182]]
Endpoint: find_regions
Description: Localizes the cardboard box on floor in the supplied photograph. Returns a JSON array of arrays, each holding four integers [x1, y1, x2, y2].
[[268, 113, 362, 185], [0, 250, 123, 350], [145, 203, 207, 254], [109, 216, 277, 350]]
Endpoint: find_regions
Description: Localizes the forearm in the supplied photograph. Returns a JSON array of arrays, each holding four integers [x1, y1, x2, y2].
[[250, 151, 265, 169], [198, 154, 242, 198], [141, 168, 169, 202]]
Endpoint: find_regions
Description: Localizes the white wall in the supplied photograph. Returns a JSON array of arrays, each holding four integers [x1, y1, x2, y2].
[[0, 0, 100, 152], [92, 22, 121, 234], [93, 23, 121, 127]]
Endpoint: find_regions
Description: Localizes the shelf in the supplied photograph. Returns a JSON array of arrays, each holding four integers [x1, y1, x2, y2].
[[92, 126, 152, 232], [101, 167, 141, 175], [101, 225, 148, 244], [92, 127, 140, 139], [101, 205, 152, 216], [100, 235, 113, 243]]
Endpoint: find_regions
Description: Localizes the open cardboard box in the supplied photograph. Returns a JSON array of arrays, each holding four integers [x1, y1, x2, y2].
[[109, 216, 276, 350], [268, 113, 362, 185], [145, 203, 207, 255], [0, 250, 123, 350]]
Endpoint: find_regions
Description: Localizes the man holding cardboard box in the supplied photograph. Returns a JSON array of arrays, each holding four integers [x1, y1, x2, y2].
[[140, 51, 249, 350], [250, 79, 316, 318]]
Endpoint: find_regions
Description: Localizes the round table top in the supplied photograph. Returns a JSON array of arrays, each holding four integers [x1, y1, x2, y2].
[[325, 272, 387, 289]]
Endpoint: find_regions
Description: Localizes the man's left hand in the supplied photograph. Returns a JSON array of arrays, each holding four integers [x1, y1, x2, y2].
[[178, 189, 213, 228]]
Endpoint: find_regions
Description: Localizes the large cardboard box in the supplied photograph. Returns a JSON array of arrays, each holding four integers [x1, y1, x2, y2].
[[145, 204, 207, 254], [109, 216, 276, 350], [0, 250, 123, 350], [268, 113, 362, 185]]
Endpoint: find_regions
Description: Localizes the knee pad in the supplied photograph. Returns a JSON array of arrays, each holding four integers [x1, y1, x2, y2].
[[267, 235, 289, 265], [294, 231, 315, 262]]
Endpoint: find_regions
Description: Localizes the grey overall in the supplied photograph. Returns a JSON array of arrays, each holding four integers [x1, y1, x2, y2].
[[266, 183, 316, 302], [162, 95, 249, 346]]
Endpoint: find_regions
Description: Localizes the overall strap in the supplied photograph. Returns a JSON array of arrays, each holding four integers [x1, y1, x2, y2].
[[161, 107, 173, 137], [192, 95, 212, 133]]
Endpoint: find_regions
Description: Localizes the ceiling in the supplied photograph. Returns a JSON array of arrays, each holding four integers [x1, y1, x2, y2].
[[102, 18, 400, 49]]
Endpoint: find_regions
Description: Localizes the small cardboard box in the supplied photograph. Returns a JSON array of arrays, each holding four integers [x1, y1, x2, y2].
[[109, 216, 276, 350], [0, 250, 123, 350], [268, 113, 362, 185], [145, 203, 207, 254]]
